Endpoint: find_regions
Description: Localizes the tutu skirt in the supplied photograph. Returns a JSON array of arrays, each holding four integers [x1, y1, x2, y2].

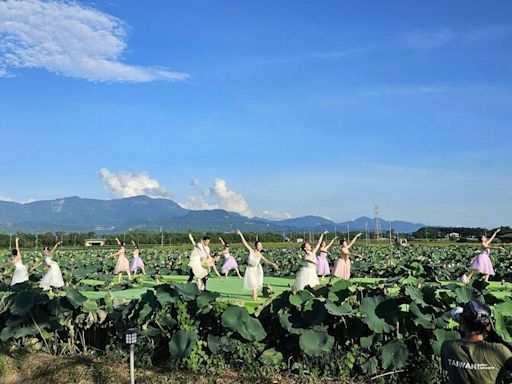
[[189, 259, 209, 279], [470, 252, 495, 275], [244, 264, 263, 291], [316, 253, 330, 276], [131, 256, 145, 272], [40, 261, 64, 290], [221, 256, 238, 274], [115, 254, 130, 273], [332, 257, 351, 280], [294, 266, 320, 291], [11, 261, 29, 286]]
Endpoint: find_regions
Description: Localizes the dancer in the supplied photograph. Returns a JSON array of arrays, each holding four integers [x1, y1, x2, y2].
[[187, 234, 220, 290], [462, 228, 501, 283], [294, 231, 329, 291], [110, 238, 131, 283], [10, 237, 29, 286], [332, 233, 363, 280], [39, 241, 65, 291], [130, 241, 146, 276], [237, 229, 279, 301], [317, 235, 338, 278], [219, 237, 242, 279]]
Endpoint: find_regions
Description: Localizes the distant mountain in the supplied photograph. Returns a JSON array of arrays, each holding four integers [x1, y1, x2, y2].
[[0, 196, 426, 233]]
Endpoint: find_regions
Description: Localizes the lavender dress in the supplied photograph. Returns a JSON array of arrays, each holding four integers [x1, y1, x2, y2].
[[316, 251, 330, 276], [131, 250, 145, 272], [470, 249, 495, 275], [221, 253, 238, 274]]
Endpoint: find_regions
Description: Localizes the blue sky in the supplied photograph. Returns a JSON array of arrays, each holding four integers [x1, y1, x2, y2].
[[0, 0, 511, 227]]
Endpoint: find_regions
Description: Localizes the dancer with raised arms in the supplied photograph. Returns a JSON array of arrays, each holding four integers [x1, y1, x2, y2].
[[332, 233, 363, 280], [463, 228, 501, 283], [219, 237, 242, 279], [237, 229, 279, 301], [316, 234, 338, 279], [130, 241, 146, 276], [39, 241, 65, 291], [110, 237, 131, 284], [187, 234, 220, 290], [10, 237, 29, 286], [294, 231, 329, 291]]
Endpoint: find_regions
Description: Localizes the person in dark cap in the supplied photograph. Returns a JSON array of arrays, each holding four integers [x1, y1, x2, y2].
[[441, 300, 512, 383]]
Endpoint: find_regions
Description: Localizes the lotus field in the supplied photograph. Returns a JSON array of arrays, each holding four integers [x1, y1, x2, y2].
[[1, 244, 512, 382]]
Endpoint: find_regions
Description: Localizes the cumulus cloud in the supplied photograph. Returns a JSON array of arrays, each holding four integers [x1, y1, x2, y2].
[[0, 195, 15, 202], [0, 0, 189, 82], [98, 168, 172, 199], [181, 178, 254, 217], [259, 210, 292, 220]]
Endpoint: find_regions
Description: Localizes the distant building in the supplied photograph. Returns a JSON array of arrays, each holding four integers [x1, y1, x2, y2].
[[448, 232, 461, 240], [85, 239, 105, 247], [296, 238, 304, 243]]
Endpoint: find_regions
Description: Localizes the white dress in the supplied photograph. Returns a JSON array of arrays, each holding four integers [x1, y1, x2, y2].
[[188, 242, 210, 280], [39, 256, 65, 290], [244, 250, 264, 291], [11, 259, 29, 286], [294, 252, 320, 291]]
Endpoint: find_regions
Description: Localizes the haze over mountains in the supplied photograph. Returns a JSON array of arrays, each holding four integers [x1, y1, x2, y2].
[[0, 196, 426, 234]]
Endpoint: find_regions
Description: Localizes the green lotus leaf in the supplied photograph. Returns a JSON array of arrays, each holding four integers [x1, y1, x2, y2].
[[10, 291, 48, 317], [221, 306, 266, 341], [381, 341, 409, 369], [362, 356, 379, 375], [65, 288, 87, 308], [325, 301, 354, 317], [299, 328, 334, 356], [259, 348, 283, 365], [289, 290, 314, 309], [169, 330, 197, 358], [360, 296, 395, 334]]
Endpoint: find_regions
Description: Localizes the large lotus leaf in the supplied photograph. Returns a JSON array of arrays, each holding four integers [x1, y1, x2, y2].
[[409, 302, 434, 329], [222, 306, 267, 341], [455, 286, 483, 304], [172, 283, 200, 301], [278, 310, 304, 335], [1, 324, 38, 342], [82, 300, 99, 313], [196, 291, 220, 309], [207, 334, 231, 354], [259, 348, 283, 365], [302, 299, 328, 326], [155, 286, 178, 306], [289, 290, 314, 309], [328, 280, 354, 302], [360, 296, 395, 334], [325, 301, 354, 317], [299, 328, 334, 356], [169, 330, 197, 358], [381, 341, 409, 369], [405, 286, 427, 307], [10, 291, 48, 316], [362, 356, 379, 375], [360, 334, 375, 349], [492, 300, 512, 342], [137, 291, 160, 324], [65, 288, 87, 308], [432, 329, 460, 355]]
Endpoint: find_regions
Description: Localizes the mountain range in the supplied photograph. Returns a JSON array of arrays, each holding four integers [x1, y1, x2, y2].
[[0, 196, 426, 234]]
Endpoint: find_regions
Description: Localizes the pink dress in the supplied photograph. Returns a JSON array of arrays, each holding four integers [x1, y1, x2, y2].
[[221, 253, 238, 274], [332, 253, 351, 280], [470, 249, 495, 276], [115, 248, 130, 273], [316, 251, 330, 276]]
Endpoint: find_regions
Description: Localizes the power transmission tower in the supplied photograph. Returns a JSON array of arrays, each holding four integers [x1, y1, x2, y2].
[[374, 205, 382, 240]]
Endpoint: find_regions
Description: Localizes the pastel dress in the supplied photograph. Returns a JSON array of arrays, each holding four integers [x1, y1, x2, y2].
[[114, 248, 130, 273], [316, 251, 330, 276], [470, 248, 495, 276], [244, 250, 263, 291], [221, 252, 238, 274], [188, 243, 209, 280], [11, 259, 29, 286], [294, 252, 320, 291], [39, 256, 65, 290], [131, 250, 145, 272], [332, 250, 351, 280]]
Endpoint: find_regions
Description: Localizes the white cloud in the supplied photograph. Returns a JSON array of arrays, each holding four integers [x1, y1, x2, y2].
[[0, 195, 15, 202], [98, 168, 172, 199], [0, 0, 189, 82], [259, 210, 292, 220], [181, 178, 253, 217]]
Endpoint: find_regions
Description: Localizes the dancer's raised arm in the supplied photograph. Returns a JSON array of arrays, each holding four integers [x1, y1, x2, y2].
[[15, 237, 21, 257], [50, 241, 61, 255], [326, 236, 338, 250], [347, 233, 362, 248], [261, 254, 279, 270], [219, 237, 226, 247], [313, 231, 328, 254], [114, 237, 121, 246], [188, 233, 196, 246], [236, 230, 253, 252], [488, 228, 501, 244]]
